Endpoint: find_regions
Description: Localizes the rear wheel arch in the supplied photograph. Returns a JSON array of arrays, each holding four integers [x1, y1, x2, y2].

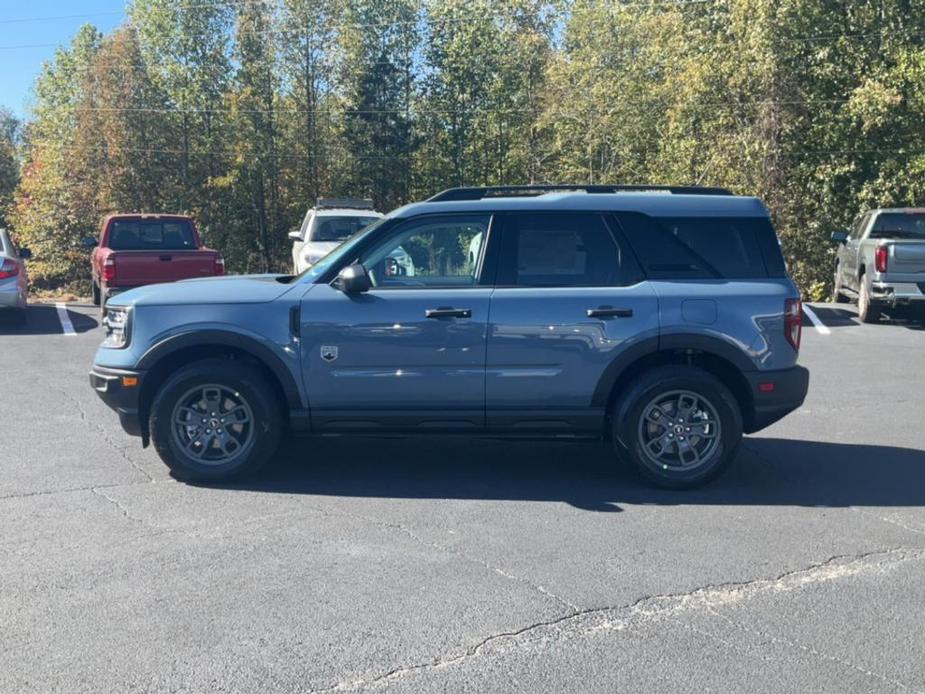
[[597, 338, 754, 433]]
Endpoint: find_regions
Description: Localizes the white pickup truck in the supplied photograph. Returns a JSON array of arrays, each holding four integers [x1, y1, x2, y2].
[[833, 208, 925, 323]]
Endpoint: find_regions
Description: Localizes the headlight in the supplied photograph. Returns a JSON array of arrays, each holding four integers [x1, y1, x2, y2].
[[102, 306, 131, 348], [303, 252, 324, 267]]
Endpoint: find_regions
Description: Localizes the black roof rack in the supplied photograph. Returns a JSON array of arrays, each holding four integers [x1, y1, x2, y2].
[[316, 197, 375, 210], [427, 184, 733, 202]]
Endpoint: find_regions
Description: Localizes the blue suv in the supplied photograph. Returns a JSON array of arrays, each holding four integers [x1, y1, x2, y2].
[[90, 185, 809, 488]]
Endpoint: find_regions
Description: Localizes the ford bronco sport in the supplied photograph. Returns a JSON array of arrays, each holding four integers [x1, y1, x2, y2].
[[90, 185, 809, 488]]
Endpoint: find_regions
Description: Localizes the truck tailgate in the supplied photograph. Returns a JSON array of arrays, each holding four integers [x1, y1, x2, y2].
[[891, 242, 925, 273], [112, 250, 217, 285]]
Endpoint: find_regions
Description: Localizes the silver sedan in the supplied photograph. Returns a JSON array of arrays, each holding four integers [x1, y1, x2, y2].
[[0, 228, 31, 324]]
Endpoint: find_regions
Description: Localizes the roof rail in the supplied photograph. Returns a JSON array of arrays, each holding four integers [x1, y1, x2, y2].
[[316, 197, 375, 210], [427, 184, 733, 202]]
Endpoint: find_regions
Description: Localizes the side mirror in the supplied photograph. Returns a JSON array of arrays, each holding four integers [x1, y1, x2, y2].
[[831, 231, 849, 244], [18, 248, 32, 260], [334, 263, 372, 294], [82, 237, 99, 249], [288, 230, 302, 242]]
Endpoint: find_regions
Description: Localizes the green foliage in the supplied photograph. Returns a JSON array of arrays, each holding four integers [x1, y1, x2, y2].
[[5, 0, 925, 293], [0, 108, 19, 229]]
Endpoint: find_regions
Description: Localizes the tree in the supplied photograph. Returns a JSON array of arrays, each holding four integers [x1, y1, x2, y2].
[[8, 24, 102, 288], [0, 108, 20, 229], [339, 0, 419, 210]]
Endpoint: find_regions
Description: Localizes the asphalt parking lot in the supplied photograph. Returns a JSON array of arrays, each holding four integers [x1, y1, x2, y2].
[[2, 302, 924, 693]]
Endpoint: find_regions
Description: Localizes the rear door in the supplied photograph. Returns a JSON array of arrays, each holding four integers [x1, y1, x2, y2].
[[485, 212, 659, 433], [107, 218, 214, 285]]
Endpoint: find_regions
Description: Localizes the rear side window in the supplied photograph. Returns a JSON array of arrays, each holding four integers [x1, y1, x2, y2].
[[108, 220, 197, 251], [615, 213, 784, 279], [497, 213, 641, 286]]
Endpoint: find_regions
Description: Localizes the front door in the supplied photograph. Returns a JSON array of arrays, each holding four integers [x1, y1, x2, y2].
[[301, 214, 493, 431], [485, 212, 660, 433]]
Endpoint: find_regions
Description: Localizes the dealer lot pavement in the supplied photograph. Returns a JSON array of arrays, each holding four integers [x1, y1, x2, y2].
[[1, 303, 924, 693]]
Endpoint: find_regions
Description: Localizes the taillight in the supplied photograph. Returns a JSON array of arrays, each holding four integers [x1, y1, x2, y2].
[[214, 256, 226, 276], [0, 258, 20, 279], [875, 245, 888, 273], [102, 256, 116, 283], [784, 298, 802, 351]]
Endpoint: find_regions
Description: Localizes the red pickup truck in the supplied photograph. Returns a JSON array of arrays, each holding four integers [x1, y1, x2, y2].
[[88, 214, 224, 312]]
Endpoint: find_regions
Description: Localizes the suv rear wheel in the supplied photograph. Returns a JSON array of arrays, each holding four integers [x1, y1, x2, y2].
[[612, 366, 742, 489], [149, 359, 282, 481]]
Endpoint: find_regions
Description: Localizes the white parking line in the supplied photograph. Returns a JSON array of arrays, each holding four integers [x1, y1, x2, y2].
[[802, 304, 831, 335], [55, 302, 76, 336]]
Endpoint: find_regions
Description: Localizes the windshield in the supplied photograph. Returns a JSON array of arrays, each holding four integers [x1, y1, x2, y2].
[[869, 213, 925, 240], [309, 216, 380, 243], [291, 217, 391, 283]]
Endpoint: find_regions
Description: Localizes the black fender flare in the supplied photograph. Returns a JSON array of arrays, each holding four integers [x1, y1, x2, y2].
[[591, 333, 755, 408], [137, 330, 303, 409]]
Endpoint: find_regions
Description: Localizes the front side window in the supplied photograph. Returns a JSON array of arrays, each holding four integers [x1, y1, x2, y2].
[[496, 213, 636, 287], [360, 215, 490, 288], [108, 220, 197, 251], [850, 212, 872, 240]]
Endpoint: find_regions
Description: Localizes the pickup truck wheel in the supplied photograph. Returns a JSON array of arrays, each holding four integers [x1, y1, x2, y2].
[[612, 366, 742, 489], [91, 281, 101, 306], [857, 277, 881, 324], [149, 360, 282, 481]]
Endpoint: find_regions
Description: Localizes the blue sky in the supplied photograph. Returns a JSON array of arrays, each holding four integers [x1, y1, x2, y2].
[[0, 0, 126, 119]]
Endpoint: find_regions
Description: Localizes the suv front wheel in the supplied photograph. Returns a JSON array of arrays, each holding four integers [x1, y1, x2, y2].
[[149, 359, 282, 481], [612, 366, 742, 489]]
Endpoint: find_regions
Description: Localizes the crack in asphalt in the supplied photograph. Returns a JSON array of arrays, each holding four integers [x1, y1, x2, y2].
[[45, 380, 155, 483], [849, 507, 925, 538], [298, 502, 580, 612], [90, 486, 154, 528], [308, 547, 922, 692], [0, 480, 151, 502], [699, 598, 923, 691]]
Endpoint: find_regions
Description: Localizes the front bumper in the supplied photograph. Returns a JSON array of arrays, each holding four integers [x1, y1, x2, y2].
[[870, 281, 925, 304], [743, 365, 810, 434], [89, 366, 145, 437]]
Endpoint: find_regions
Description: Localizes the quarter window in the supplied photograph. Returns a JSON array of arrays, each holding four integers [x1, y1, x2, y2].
[[616, 213, 772, 279], [497, 213, 637, 287], [360, 215, 490, 288]]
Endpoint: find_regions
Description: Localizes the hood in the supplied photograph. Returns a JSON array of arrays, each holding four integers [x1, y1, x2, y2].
[[108, 274, 296, 307]]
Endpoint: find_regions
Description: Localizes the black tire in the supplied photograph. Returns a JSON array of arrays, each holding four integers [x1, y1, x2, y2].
[[149, 359, 283, 481], [611, 365, 743, 489], [857, 274, 881, 324], [833, 263, 849, 303], [91, 281, 101, 306]]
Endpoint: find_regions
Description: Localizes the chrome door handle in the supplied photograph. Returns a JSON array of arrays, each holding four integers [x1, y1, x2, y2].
[[425, 307, 472, 319], [587, 306, 633, 318]]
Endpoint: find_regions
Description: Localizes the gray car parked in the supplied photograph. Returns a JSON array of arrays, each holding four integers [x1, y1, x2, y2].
[[0, 229, 31, 325], [833, 208, 925, 322], [90, 185, 809, 489]]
